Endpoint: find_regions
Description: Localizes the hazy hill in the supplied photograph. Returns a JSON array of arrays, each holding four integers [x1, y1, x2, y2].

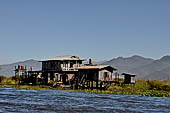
[[0, 60, 41, 77], [102, 55, 154, 73], [1, 55, 170, 80], [102, 55, 170, 80], [137, 56, 170, 80], [130, 56, 170, 78], [141, 70, 170, 80], [83, 60, 108, 65], [140, 66, 170, 80]]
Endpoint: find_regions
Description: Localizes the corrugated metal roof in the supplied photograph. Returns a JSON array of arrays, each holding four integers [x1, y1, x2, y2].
[[122, 73, 137, 76], [42, 56, 85, 61], [78, 65, 117, 70]]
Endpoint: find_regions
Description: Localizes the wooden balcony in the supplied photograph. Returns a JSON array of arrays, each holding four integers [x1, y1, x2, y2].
[[61, 67, 78, 71]]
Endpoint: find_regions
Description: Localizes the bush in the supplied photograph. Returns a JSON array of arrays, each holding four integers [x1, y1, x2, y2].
[[3, 78, 16, 85], [0, 76, 18, 85], [0, 76, 7, 84], [108, 80, 170, 92], [0, 76, 7, 83], [147, 80, 170, 91], [134, 80, 150, 90]]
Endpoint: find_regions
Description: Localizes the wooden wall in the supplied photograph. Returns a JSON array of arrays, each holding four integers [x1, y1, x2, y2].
[[98, 69, 113, 81]]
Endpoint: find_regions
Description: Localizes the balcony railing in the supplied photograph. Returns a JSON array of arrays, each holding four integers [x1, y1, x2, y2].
[[61, 67, 78, 71]]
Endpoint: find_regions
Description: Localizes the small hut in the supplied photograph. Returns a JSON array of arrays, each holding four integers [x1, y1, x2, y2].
[[122, 73, 136, 84]]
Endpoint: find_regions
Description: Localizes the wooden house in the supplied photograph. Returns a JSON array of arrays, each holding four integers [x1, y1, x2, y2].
[[40, 56, 85, 85], [26, 56, 117, 90]]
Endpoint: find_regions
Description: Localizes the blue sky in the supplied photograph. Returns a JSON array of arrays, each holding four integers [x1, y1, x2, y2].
[[0, 0, 170, 64]]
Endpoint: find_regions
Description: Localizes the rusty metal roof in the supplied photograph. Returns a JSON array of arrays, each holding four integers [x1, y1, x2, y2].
[[41, 56, 85, 61], [122, 73, 137, 76], [78, 65, 117, 70]]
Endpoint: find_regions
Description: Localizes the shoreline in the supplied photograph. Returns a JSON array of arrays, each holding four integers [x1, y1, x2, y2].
[[0, 84, 170, 97]]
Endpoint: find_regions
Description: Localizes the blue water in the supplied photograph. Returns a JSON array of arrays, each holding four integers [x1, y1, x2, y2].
[[0, 88, 169, 113]]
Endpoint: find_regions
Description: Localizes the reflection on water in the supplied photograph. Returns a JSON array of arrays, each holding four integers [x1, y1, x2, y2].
[[0, 88, 169, 113]]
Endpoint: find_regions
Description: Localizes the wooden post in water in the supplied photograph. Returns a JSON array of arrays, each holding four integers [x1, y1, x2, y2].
[[96, 80, 98, 89], [96, 72, 99, 89], [91, 80, 93, 90], [88, 81, 90, 89], [100, 82, 103, 90]]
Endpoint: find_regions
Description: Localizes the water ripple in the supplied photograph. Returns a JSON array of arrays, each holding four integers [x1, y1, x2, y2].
[[0, 88, 169, 113]]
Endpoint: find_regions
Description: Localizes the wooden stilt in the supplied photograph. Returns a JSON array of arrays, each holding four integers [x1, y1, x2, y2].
[[96, 80, 98, 89], [100, 82, 103, 90], [91, 81, 93, 90]]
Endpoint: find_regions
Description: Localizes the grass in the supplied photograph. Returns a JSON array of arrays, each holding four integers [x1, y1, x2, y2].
[[74, 80, 170, 97], [0, 85, 65, 90], [106, 80, 170, 97]]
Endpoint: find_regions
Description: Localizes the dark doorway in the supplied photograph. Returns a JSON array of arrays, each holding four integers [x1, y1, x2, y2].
[[61, 74, 68, 84]]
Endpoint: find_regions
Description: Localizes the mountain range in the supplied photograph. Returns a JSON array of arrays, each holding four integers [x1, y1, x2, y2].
[[0, 60, 41, 77], [0, 55, 170, 80], [102, 55, 170, 80]]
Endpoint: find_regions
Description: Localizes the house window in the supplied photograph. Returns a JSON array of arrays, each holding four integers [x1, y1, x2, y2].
[[70, 63, 73, 68], [104, 72, 109, 79], [63, 62, 66, 67]]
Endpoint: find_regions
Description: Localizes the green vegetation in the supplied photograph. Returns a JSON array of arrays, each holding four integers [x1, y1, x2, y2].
[[0, 85, 64, 90], [106, 80, 170, 97], [0, 75, 170, 97], [71, 80, 170, 97], [0, 76, 18, 85]]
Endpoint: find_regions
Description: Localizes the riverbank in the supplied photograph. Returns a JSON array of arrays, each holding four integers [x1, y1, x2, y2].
[[0, 82, 170, 97], [0, 75, 170, 97], [1, 76, 170, 97]]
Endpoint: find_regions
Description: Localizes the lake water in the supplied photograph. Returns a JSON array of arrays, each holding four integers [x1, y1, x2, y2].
[[0, 88, 169, 113]]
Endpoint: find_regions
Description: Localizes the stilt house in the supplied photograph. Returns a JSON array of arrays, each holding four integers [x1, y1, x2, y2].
[[29, 56, 117, 89]]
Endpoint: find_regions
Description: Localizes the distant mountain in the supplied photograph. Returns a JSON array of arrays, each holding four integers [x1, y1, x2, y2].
[[130, 56, 170, 79], [1, 55, 170, 80], [0, 60, 41, 77], [94, 60, 108, 65], [102, 55, 170, 80], [83, 60, 108, 65], [141, 70, 170, 80], [140, 66, 170, 80], [102, 55, 154, 73]]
